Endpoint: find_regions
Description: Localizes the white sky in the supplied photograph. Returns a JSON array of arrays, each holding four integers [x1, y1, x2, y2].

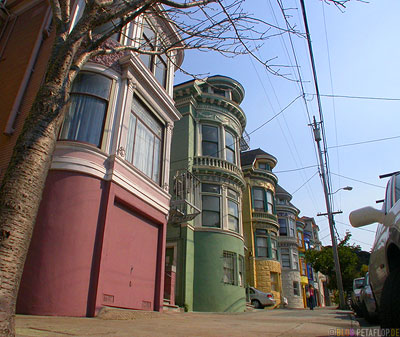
[[174, 0, 400, 252]]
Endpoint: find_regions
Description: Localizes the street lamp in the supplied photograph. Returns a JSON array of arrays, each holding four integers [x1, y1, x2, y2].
[[331, 186, 353, 195]]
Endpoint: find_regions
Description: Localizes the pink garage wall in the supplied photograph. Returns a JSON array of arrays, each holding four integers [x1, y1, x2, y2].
[[17, 170, 108, 316], [94, 183, 167, 314]]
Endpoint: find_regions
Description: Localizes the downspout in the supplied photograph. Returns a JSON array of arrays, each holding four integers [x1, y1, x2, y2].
[[4, 5, 52, 135]]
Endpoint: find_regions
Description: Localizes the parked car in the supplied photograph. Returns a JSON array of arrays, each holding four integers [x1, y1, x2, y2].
[[349, 171, 400, 328], [246, 287, 276, 309], [360, 272, 379, 323], [350, 277, 365, 316]]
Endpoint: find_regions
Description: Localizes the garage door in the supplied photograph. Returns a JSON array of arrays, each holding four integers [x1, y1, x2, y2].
[[100, 200, 160, 310]]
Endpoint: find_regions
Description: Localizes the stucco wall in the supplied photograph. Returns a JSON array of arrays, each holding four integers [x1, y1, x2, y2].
[[281, 269, 304, 308], [193, 231, 246, 312], [255, 259, 281, 306], [17, 171, 106, 316]]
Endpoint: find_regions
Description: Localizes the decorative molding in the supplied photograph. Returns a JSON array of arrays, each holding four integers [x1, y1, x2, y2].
[[117, 146, 126, 158]]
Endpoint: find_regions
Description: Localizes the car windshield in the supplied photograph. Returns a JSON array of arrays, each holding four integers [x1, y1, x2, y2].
[[354, 279, 364, 289]]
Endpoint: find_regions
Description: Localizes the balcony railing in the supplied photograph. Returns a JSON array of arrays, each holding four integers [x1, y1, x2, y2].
[[252, 211, 278, 223], [192, 156, 244, 178]]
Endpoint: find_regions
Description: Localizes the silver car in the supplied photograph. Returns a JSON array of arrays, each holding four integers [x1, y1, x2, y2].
[[350, 277, 365, 316], [246, 287, 276, 309], [350, 171, 400, 328], [360, 272, 379, 323]]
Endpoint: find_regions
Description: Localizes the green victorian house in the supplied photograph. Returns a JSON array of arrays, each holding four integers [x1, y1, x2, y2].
[[166, 76, 247, 312]]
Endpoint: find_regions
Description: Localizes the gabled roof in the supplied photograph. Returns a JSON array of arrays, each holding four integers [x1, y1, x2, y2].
[[240, 148, 277, 167]]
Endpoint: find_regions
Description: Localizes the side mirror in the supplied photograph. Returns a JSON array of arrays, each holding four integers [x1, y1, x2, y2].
[[349, 207, 385, 228]]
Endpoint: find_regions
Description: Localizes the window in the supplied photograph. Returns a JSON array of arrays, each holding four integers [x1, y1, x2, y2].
[[238, 255, 245, 287], [300, 259, 307, 276], [202, 125, 219, 157], [213, 88, 226, 97], [289, 217, 296, 237], [297, 231, 303, 247], [93, 18, 121, 41], [281, 248, 290, 268], [278, 218, 287, 236], [258, 162, 271, 171], [202, 184, 221, 228], [292, 252, 299, 270], [225, 130, 236, 164], [60, 72, 112, 147], [253, 187, 265, 211], [270, 232, 278, 259], [395, 174, 400, 203], [271, 272, 279, 292], [125, 96, 163, 183], [223, 251, 236, 285], [266, 190, 274, 214], [293, 281, 300, 296], [139, 19, 168, 88], [70, 0, 85, 31], [255, 229, 268, 257], [227, 189, 239, 232]]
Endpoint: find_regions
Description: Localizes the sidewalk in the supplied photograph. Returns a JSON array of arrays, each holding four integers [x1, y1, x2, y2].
[[16, 306, 359, 337]]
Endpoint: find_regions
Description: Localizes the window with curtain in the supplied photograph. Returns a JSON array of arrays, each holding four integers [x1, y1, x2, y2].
[[60, 72, 112, 148], [202, 125, 219, 157], [201, 183, 221, 228], [227, 188, 239, 233], [255, 229, 268, 257], [278, 218, 288, 236], [225, 130, 236, 164], [223, 251, 236, 285], [125, 96, 163, 184], [289, 217, 296, 237]]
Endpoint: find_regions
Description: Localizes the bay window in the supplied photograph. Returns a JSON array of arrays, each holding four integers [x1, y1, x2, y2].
[[270, 232, 278, 259], [201, 184, 221, 228], [238, 255, 245, 287], [125, 96, 163, 184], [60, 72, 112, 148]]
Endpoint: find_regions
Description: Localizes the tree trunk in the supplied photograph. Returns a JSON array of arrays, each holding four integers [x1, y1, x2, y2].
[[0, 53, 73, 336]]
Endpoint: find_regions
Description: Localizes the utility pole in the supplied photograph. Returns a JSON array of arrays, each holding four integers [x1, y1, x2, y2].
[[311, 117, 346, 310]]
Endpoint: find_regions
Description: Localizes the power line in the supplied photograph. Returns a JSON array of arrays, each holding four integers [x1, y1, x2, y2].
[[275, 164, 318, 173], [335, 220, 376, 234], [331, 172, 385, 189], [307, 93, 400, 101], [328, 135, 400, 149], [291, 171, 319, 195]]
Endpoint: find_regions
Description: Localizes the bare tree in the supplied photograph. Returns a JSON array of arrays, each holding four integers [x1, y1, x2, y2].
[[0, 0, 354, 335]]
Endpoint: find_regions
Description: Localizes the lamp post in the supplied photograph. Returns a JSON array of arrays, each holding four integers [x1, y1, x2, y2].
[[331, 186, 353, 195]]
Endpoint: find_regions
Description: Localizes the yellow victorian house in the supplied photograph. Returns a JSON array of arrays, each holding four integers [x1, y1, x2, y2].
[[241, 149, 282, 306]]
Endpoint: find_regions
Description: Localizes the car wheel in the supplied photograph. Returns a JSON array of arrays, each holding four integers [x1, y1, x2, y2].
[[380, 267, 400, 328], [251, 299, 262, 309]]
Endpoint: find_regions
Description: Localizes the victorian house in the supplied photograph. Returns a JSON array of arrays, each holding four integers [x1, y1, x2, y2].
[[240, 149, 282, 306], [0, 0, 183, 316], [167, 76, 247, 312], [275, 185, 304, 308]]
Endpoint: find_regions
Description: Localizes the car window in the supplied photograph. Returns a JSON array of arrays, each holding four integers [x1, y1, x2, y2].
[[385, 178, 394, 213], [395, 174, 400, 203]]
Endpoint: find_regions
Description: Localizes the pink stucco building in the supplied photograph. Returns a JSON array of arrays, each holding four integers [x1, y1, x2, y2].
[[0, 0, 182, 316]]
